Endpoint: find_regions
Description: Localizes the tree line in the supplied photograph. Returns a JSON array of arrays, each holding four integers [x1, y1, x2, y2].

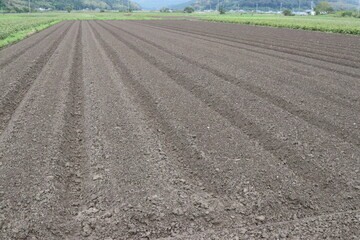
[[183, 0, 356, 11], [0, 0, 141, 12]]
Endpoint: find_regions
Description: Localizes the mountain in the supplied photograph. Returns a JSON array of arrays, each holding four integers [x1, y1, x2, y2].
[[1, 0, 357, 12], [0, 0, 141, 12], [171, 0, 359, 11], [0, 0, 192, 12]]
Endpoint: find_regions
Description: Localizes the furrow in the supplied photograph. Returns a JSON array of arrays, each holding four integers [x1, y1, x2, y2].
[[143, 22, 360, 65], [123, 22, 360, 111], [102, 21, 360, 149], [89, 21, 210, 189], [59, 21, 86, 237], [181, 21, 360, 55], [94, 21, 357, 210], [89, 22, 315, 229], [83, 21, 238, 238], [0, 22, 74, 135], [137, 22, 360, 79]]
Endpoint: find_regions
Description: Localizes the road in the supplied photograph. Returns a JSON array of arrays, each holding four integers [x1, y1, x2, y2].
[[0, 20, 359, 239]]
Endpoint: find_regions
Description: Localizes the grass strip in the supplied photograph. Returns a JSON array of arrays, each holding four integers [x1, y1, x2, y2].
[[201, 17, 360, 35], [0, 20, 60, 48]]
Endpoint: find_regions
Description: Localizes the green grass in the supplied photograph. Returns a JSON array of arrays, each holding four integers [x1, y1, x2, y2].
[[200, 13, 360, 35], [0, 11, 359, 49], [0, 17, 60, 48]]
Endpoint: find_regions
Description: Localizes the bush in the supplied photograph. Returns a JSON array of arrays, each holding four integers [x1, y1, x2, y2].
[[184, 6, 194, 13], [219, 7, 226, 14], [315, 1, 334, 14], [100, 9, 105, 12], [282, 9, 292, 16], [65, 5, 73, 13], [160, 7, 170, 13], [340, 11, 353, 17]]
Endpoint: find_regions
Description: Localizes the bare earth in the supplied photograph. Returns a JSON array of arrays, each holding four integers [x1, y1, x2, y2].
[[0, 20, 359, 239]]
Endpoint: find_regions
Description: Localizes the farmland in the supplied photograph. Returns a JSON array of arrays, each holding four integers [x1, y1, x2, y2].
[[203, 14, 360, 34], [0, 12, 156, 48], [1, 11, 360, 48], [0, 19, 359, 239], [0, 17, 59, 48]]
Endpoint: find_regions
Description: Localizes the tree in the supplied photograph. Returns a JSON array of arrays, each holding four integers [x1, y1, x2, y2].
[[219, 7, 226, 14], [160, 7, 170, 13], [66, 4, 73, 13], [184, 6, 195, 13], [282, 9, 292, 16], [315, 1, 334, 14]]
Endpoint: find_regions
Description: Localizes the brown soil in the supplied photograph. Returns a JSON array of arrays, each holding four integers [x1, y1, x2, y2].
[[0, 20, 359, 239]]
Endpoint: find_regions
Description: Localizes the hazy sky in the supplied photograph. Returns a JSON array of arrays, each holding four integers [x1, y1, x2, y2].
[[135, 0, 190, 10]]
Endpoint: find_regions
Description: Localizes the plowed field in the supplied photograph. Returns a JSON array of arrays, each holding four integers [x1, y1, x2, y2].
[[0, 20, 359, 239]]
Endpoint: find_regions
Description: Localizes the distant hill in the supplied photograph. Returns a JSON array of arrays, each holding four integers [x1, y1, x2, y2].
[[1, 0, 357, 12], [0, 0, 141, 12], [171, 0, 359, 11]]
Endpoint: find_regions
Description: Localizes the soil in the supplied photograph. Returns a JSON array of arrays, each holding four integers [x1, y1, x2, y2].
[[0, 20, 359, 239]]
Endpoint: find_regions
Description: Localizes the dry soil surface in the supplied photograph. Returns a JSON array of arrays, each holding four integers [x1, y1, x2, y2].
[[0, 20, 360, 239]]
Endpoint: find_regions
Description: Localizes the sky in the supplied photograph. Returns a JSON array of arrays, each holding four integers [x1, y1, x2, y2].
[[135, 0, 190, 10]]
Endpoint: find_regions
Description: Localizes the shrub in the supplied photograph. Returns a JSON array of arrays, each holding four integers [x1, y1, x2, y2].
[[315, 1, 334, 14], [184, 6, 194, 13], [65, 5, 73, 13], [282, 9, 292, 16], [340, 11, 353, 17], [219, 7, 226, 14], [160, 7, 170, 13]]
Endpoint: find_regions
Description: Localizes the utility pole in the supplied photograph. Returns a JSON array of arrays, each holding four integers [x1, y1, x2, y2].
[[218, 0, 220, 12], [128, 0, 130, 12], [280, 2, 282, 12], [28, 0, 30, 13], [298, 0, 300, 12], [256, 3, 258, 12]]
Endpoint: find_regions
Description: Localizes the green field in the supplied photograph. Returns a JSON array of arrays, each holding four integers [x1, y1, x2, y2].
[[0, 11, 359, 48], [202, 14, 360, 35]]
